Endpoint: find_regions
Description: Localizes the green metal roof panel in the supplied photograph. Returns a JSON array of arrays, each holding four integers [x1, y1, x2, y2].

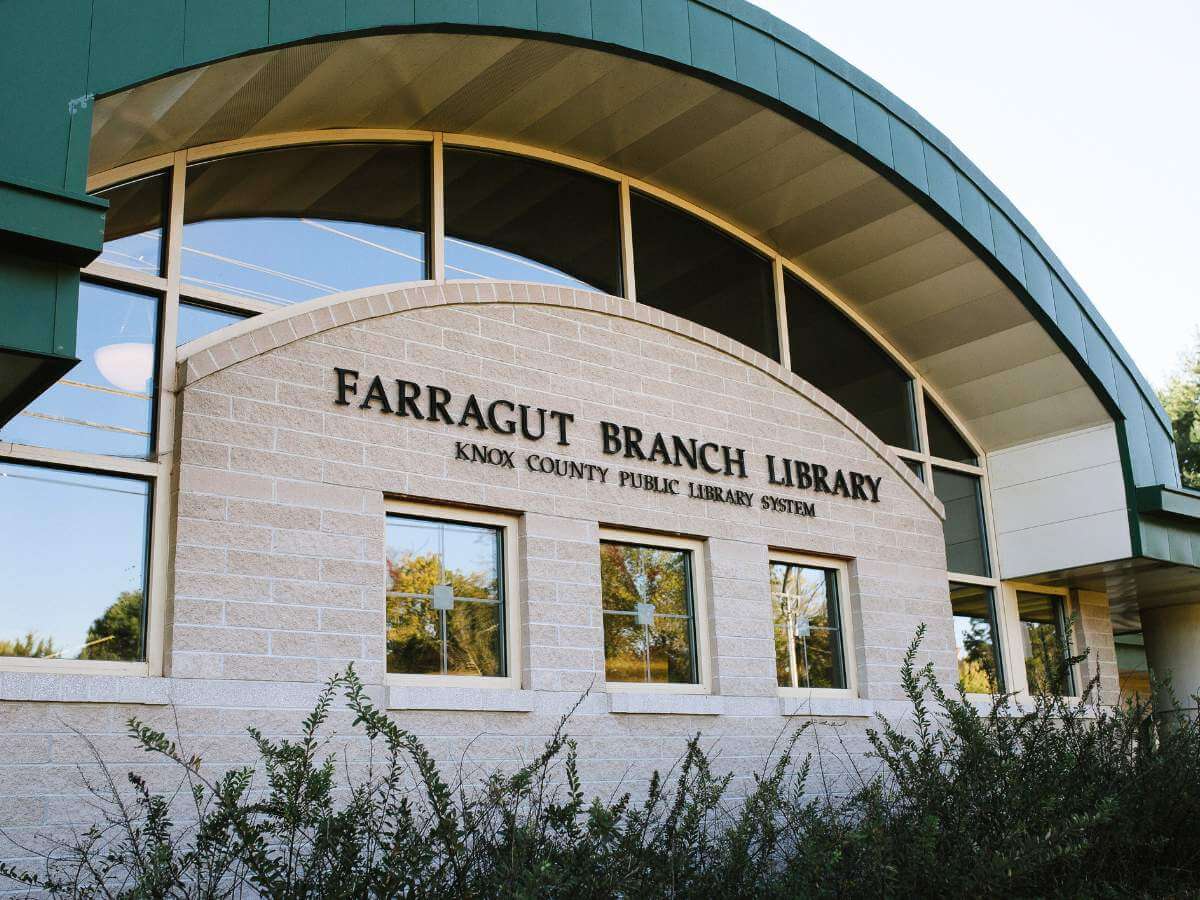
[[0, 0, 1180, 492]]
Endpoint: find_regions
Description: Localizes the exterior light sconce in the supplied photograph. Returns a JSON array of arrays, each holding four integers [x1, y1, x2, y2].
[[431, 584, 455, 611], [794, 615, 811, 639], [635, 602, 655, 626]]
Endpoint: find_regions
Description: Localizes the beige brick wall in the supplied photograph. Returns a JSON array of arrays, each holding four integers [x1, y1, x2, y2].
[[0, 281, 1014, 870]]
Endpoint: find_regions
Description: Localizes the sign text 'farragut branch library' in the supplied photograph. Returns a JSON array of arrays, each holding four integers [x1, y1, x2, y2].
[[334, 369, 885, 518]]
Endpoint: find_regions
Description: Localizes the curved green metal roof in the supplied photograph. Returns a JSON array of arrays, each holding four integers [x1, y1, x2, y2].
[[0, 0, 1180, 490]]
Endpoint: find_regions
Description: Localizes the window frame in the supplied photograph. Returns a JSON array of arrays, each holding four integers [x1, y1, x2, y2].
[[948, 581, 1008, 698], [0, 458, 154, 676], [598, 527, 712, 696], [1001, 581, 1079, 700], [384, 499, 521, 691], [770, 551, 857, 700]]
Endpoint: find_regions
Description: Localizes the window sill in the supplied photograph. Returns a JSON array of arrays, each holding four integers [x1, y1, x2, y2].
[[386, 685, 534, 712], [608, 692, 725, 716], [778, 694, 871, 718], [0, 670, 169, 705]]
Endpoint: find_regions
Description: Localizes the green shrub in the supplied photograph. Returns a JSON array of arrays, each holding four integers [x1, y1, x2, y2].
[[3, 628, 1198, 898]]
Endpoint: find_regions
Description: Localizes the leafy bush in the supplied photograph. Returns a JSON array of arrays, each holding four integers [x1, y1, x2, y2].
[[3, 628, 1199, 898]]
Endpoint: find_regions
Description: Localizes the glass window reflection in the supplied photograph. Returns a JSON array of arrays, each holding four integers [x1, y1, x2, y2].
[[1017, 591, 1074, 695], [600, 541, 697, 685], [784, 272, 918, 450], [177, 302, 250, 346], [95, 173, 167, 276], [0, 281, 158, 457], [925, 396, 978, 465], [932, 467, 990, 577], [385, 514, 505, 678], [631, 191, 779, 360], [444, 148, 623, 295], [950, 582, 1003, 692], [183, 144, 428, 304], [0, 462, 149, 662], [771, 562, 846, 690]]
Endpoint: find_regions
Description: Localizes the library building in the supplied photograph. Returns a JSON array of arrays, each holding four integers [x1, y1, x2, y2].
[[1, 0, 1198, 842]]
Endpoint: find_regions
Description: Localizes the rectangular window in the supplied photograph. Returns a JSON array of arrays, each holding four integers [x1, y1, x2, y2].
[[0, 461, 150, 667], [932, 467, 990, 577], [177, 301, 251, 346], [183, 143, 429, 304], [384, 503, 517, 687], [1017, 590, 1075, 695], [0, 281, 159, 458], [950, 582, 1003, 692], [771, 555, 852, 692], [631, 190, 779, 361], [94, 173, 167, 276], [444, 148, 623, 295], [599, 533, 705, 688]]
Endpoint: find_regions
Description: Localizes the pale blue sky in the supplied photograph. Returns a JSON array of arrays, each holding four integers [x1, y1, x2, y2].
[[756, 0, 1200, 387]]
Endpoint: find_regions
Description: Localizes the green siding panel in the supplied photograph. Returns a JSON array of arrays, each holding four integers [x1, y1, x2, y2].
[[1147, 418, 1181, 486], [774, 46, 818, 119], [852, 93, 892, 167], [268, 0, 347, 44], [1052, 275, 1087, 359], [641, 0, 690, 64], [89, 0, 186, 96], [415, 0, 479, 24], [1140, 521, 1172, 561], [814, 68, 856, 141], [0, 252, 60, 354], [1019, 237, 1055, 320], [687, 3, 737, 80], [591, 0, 642, 48], [956, 174, 994, 253], [479, 0, 536, 27], [347, 0, 417, 29], [888, 117, 928, 192], [989, 208, 1025, 287], [186, 0, 270, 65], [51, 270, 80, 358], [0, 1, 91, 190], [924, 147, 961, 220], [732, 22, 778, 98], [537, 0, 590, 38], [1082, 317, 1118, 398], [1115, 364, 1156, 486]]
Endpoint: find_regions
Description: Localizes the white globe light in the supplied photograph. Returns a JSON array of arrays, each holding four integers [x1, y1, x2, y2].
[[94, 342, 154, 393]]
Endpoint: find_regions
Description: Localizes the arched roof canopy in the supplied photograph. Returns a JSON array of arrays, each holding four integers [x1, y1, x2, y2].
[[0, 0, 1180, 495]]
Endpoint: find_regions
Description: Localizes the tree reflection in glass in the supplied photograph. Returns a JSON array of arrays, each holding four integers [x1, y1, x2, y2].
[[950, 582, 1003, 693], [599, 542, 697, 685], [385, 516, 504, 678], [771, 562, 846, 690], [1018, 591, 1074, 695]]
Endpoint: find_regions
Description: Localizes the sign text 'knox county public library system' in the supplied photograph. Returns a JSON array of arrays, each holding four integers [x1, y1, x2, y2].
[[334, 369, 885, 518]]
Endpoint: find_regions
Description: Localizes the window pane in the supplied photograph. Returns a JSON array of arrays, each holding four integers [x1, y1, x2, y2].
[[932, 467, 990, 577], [600, 540, 698, 685], [0, 282, 157, 457], [177, 302, 250, 346], [445, 600, 503, 677], [1017, 591, 1073, 694], [771, 562, 846, 690], [902, 457, 925, 482], [784, 273, 918, 450], [925, 396, 978, 465], [444, 148, 622, 295], [630, 191, 778, 360], [0, 462, 149, 661], [183, 144, 428, 304], [385, 513, 505, 677], [950, 582, 1003, 692], [95, 173, 167, 276]]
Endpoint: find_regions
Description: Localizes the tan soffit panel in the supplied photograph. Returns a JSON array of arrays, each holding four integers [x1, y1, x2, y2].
[[89, 31, 1114, 453]]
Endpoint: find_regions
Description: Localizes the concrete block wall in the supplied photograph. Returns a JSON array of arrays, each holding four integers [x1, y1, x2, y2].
[[0, 281, 1019, 874]]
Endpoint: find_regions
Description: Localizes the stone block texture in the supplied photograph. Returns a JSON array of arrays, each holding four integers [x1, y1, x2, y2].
[[0, 281, 993, 869]]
